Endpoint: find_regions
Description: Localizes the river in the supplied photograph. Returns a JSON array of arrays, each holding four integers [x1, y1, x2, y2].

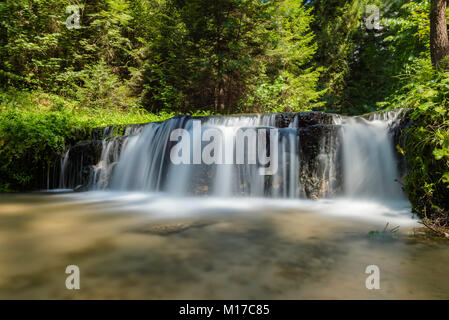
[[1, 192, 448, 299], [3, 111, 448, 299]]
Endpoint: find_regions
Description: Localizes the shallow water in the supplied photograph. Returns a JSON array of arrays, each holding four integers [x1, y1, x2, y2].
[[0, 192, 448, 299]]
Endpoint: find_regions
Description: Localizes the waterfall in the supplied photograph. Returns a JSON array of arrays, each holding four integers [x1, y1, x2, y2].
[[59, 149, 70, 189], [56, 111, 406, 201], [336, 110, 404, 200]]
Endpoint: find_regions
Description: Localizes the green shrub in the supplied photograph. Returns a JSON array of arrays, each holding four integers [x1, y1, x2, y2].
[[73, 60, 132, 110], [387, 60, 449, 223], [0, 110, 84, 191], [0, 89, 177, 191]]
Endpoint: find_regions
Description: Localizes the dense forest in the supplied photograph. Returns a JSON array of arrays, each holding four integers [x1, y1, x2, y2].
[[0, 0, 436, 114], [1, 0, 449, 233]]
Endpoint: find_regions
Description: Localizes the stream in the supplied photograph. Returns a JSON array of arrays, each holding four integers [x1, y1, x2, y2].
[[1, 192, 449, 299], [2, 111, 449, 299]]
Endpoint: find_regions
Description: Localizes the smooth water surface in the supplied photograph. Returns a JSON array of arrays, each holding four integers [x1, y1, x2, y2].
[[1, 192, 448, 299]]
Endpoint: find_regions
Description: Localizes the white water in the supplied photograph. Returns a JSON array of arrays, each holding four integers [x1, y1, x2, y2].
[[51, 191, 414, 226], [57, 110, 413, 224], [101, 114, 301, 197], [336, 110, 405, 200]]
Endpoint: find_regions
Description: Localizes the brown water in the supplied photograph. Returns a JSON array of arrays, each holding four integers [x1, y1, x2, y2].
[[0, 193, 448, 299]]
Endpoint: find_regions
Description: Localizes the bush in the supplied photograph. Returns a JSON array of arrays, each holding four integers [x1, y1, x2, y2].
[[388, 60, 449, 227], [74, 60, 133, 109], [0, 89, 176, 191], [0, 110, 84, 191]]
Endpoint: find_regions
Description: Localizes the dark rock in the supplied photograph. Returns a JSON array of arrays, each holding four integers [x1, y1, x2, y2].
[[59, 140, 103, 188], [290, 112, 336, 128], [389, 110, 413, 180], [74, 184, 88, 192], [131, 220, 214, 235], [299, 124, 342, 199], [274, 113, 295, 128]]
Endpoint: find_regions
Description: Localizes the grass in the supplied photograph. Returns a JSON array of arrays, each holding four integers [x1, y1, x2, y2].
[[0, 89, 176, 128]]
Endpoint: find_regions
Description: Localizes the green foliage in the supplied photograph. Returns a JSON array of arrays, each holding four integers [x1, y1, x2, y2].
[[307, 0, 365, 112], [0, 0, 323, 114], [73, 60, 132, 109], [0, 0, 136, 98], [0, 89, 174, 191], [307, 0, 431, 114], [343, 0, 430, 114], [0, 89, 85, 191], [0, 111, 75, 191], [0, 0, 68, 88], [386, 62, 449, 222], [241, 0, 325, 113], [137, 0, 323, 113], [3, 0, 326, 190]]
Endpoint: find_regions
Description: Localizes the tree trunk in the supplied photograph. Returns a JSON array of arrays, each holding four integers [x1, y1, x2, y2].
[[430, 0, 449, 67]]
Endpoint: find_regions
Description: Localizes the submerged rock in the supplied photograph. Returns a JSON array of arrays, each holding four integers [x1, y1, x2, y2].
[[131, 220, 214, 235]]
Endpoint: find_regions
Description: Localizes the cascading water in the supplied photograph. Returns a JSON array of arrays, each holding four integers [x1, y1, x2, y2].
[[59, 149, 70, 189], [56, 111, 407, 203], [336, 110, 405, 200], [96, 114, 302, 197], [50, 110, 416, 224]]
